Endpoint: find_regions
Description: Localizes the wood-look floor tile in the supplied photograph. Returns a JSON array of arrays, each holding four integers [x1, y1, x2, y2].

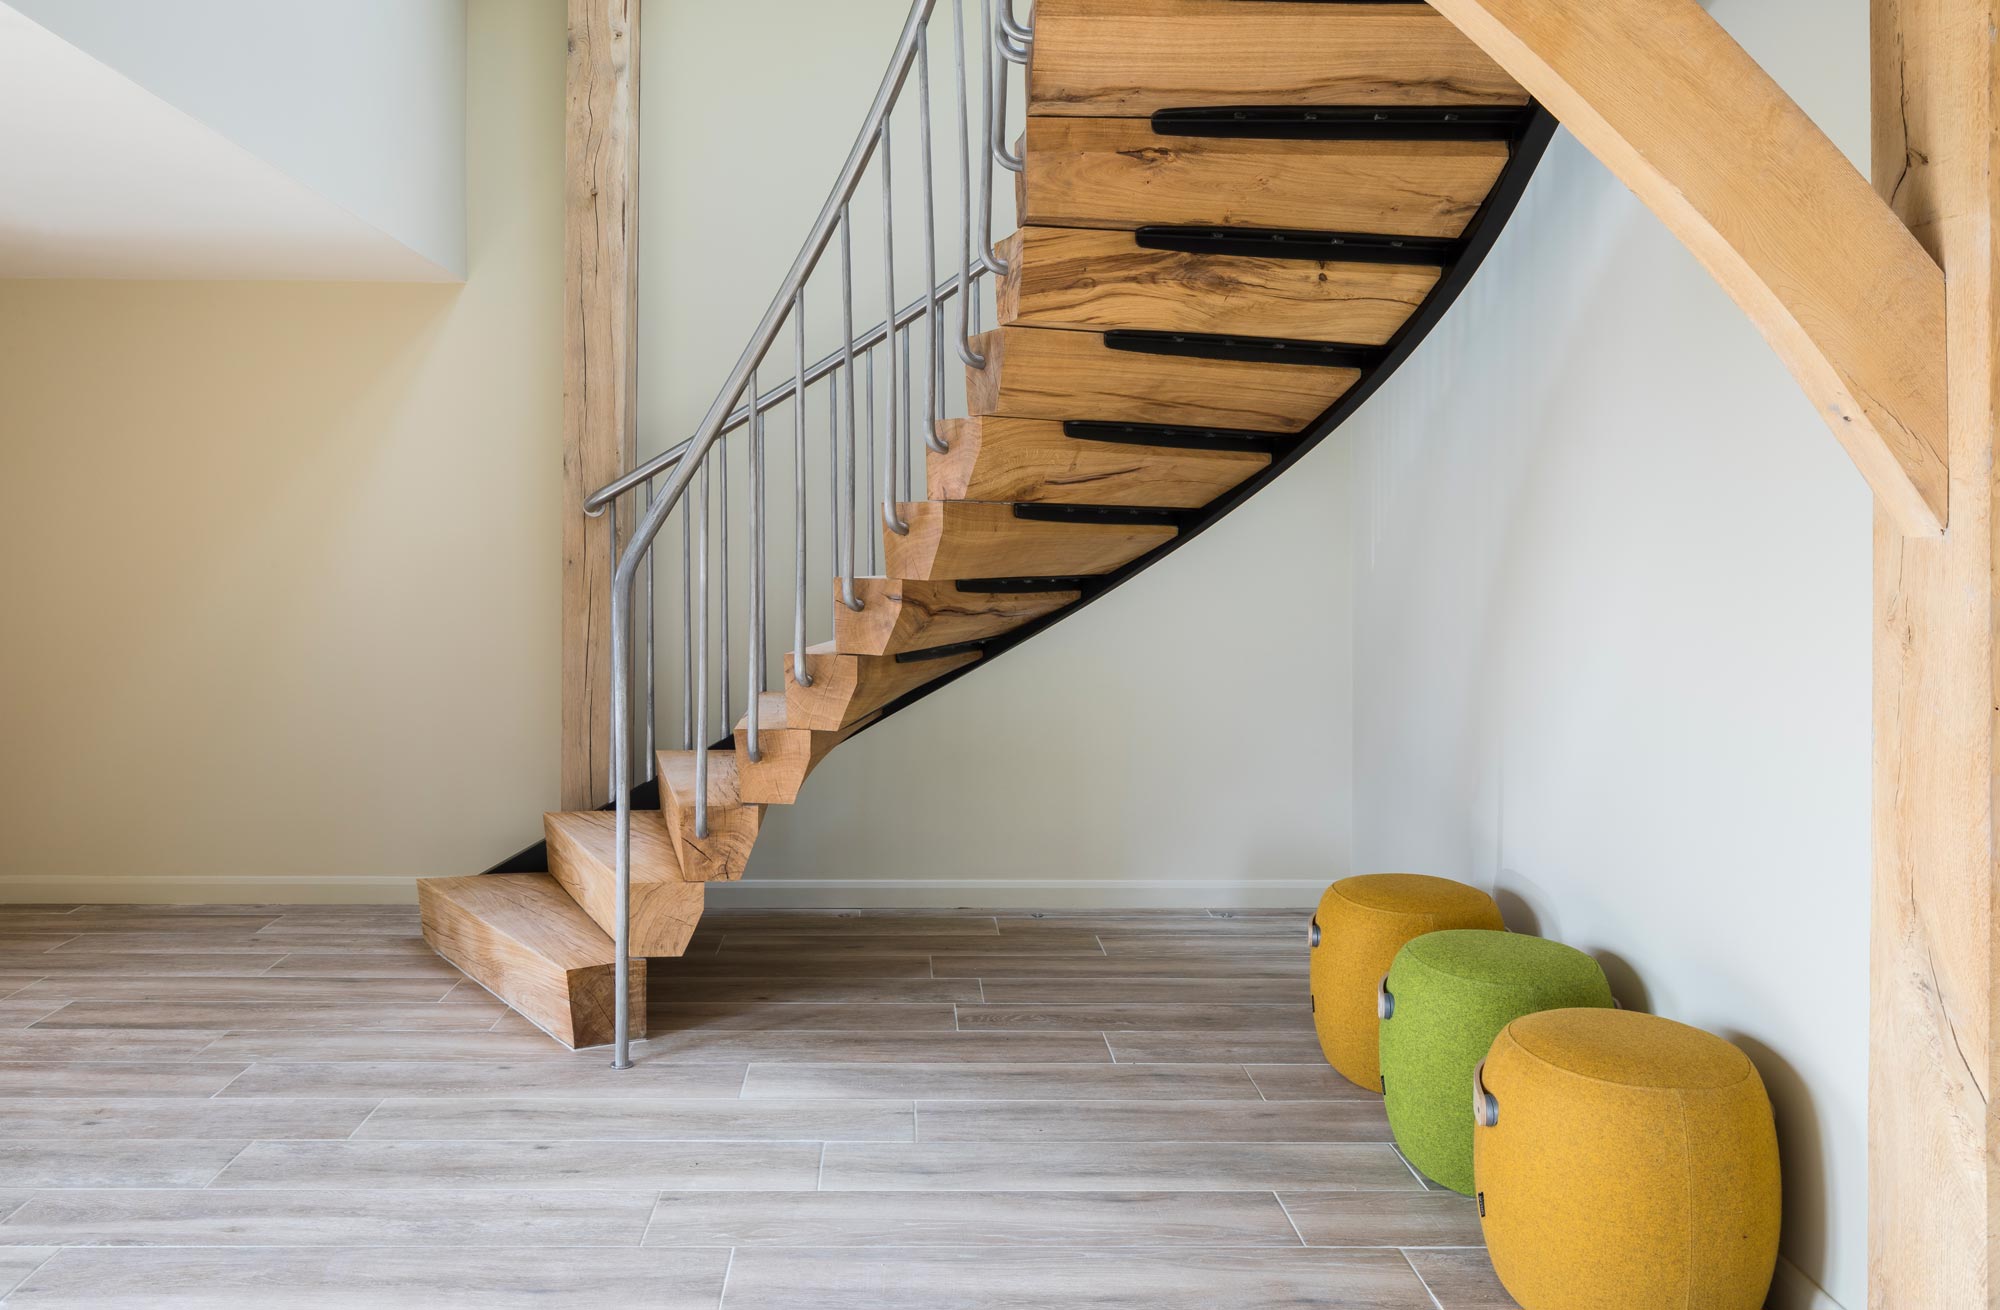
[[709, 931, 1103, 955], [646, 956, 939, 981], [0, 954, 287, 977], [196, 1031, 640, 1062], [976, 978, 1303, 1005], [0, 1245, 54, 1298], [0, 1193, 30, 1222], [608, 1031, 1114, 1065], [645, 1190, 1301, 1247], [821, 1142, 1421, 1192], [354, 1097, 913, 1141], [0, 1189, 658, 1246], [0, 1002, 64, 1029], [31, 1001, 504, 1031], [4, 1246, 732, 1309], [1404, 1248, 1521, 1308], [1107, 1032, 1328, 1063], [651, 977, 983, 1004], [42, 934, 324, 955], [955, 1004, 1305, 1032], [1245, 1065, 1378, 1101], [717, 1247, 1436, 1309], [0, 1062, 247, 1098], [742, 1062, 1261, 1101], [8, 977, 457, 1003], [0, 1032, 226, 1062], [218, 1059, 750, 1098], [914, 1099, 1391, 1143], [1278, 1192, 1486, 1247], [992, 915, 1291, 935], [246, 934, 437, 953], [700, 911, 1001, 934], [213, 1139, 823, 1191], [262, 953, 467, 979], [0, 914, 279, 934], [0, 1140, 249, 1187], [0, 1098, 377, 1140], [648, 1002, 959, 1032], [929, 954, 1304, 979]]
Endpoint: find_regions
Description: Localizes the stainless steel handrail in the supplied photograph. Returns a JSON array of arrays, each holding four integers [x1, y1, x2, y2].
[[597, 0, 1028, 1069]]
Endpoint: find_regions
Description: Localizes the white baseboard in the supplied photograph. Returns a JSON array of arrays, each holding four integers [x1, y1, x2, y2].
[[1770, 1257, 1846, 1310], [0, 874, 1324, 910]]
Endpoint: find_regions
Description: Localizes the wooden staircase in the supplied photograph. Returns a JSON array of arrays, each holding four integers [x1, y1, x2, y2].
[[422, 0, 1548, 1048]]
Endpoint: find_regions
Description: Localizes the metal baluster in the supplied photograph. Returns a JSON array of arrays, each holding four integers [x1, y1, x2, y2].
[[999, 0, 1032, 45], [642, 481, 655, 780], [986, 0, 1024, 171], [718, 438, 731, 732], [827, 379, 840, 596], [951, 0, 987, 367], [694, 453, 710, 838], [838, 206, 862, 610], [917, 26, 948, 453], [901, 328, 916, 503], [606, 499, 619, 803], [881, 119, 909, 537], [975, 0, 1009, 277], [680, 502, 692, 750], [793, 290, 813, 689], [746, 364, 764, 762]]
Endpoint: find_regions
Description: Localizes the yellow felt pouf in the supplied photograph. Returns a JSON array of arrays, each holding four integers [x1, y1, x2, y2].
[[1475, 1008, 1781, 1310], [1308, 874, 1503, 1089]]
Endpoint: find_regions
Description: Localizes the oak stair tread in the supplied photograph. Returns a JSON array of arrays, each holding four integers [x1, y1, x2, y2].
[[998, 227, 1440, 347], [786, 639, 983, 732], [544, 810, 706, 956], [885, 499, 1176, 582], [968, 326, 1356, 432], [418, 873, 644, 1050], [1028, 0, 1527, 118], [732, 693, 872, 805], [1019, 117, 1508, 237], [657, 750, 764, 883], [834, 576, 1081, 656], [930, 416, 1268, 509]]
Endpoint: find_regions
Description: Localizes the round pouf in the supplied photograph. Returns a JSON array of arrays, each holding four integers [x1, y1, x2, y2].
[[1378, 930, 1614, 1195], [1308, 874, 1503, 1089], [1475, 1008, 1781, 1310]]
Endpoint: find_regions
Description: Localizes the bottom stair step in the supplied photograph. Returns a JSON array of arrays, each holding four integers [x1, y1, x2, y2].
[[545, 811, 708, 954], [418, 873, 645, 1050]]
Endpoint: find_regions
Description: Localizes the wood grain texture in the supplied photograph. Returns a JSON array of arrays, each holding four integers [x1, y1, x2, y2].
[[930, 416, 1269, 509], [416, 874, 644, 1050], [542, 811, 705, 956], [561, 0, 641, 810], [1868, 0, 1998, 1302], [885, 499, 1175, 582], [732, 693, 864, 804], [784, 641, 982, 731], [1029, 0, 1526, 116], [1431, 0, 1948, 536], [1021, 117, 1509, 236], [833, 576, 1079, 656], [999, 227, 1440, 345], [968, 327, 1356, 432], [656, 750, 764, 882]]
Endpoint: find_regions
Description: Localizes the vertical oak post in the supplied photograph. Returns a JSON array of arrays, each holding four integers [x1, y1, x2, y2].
[[562, 0, 641, 810], [1871, 0, 1997, 1302]]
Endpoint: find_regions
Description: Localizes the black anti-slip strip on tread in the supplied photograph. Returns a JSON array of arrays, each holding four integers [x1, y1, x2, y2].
[[1135, 225, 1459, 267], [1012, 503, 1190, 528], [1151, 105, 1537, 142], [894, 639, 991, 664], [1104, 329, 1382, 370], [952, 577, 1096, 595], [1063, 419, 1284, 454]]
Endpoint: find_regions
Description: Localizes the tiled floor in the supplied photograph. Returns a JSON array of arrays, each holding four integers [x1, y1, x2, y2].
[[0, 903, 1520, 1308]]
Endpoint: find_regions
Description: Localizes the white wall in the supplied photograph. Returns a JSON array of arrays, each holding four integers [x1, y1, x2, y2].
[[640, 0, 1353, 907], [5, 0, 466, 277], [1343, 2, 1871, 1304]]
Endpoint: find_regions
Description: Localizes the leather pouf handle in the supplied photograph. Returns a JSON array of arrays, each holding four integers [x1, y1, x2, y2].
[[1473, 1058, 1500, 1128]]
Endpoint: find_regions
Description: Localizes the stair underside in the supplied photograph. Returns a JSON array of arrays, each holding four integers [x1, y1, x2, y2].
[[428, 0, 1547, 1049]]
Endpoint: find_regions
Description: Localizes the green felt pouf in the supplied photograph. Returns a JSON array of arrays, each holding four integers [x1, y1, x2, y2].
[[1378, 929, 1615, 1195]]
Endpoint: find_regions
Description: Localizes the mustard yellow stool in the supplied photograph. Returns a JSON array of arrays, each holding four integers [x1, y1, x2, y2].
[[1308, 874, 1503, 1089], [1474, 1008, 1781, 1310]]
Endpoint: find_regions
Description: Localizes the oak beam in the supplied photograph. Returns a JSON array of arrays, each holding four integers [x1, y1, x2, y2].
[[561, 0, 641, 809], [1870, 0, 1997, 1302], [1429, 0, 1949, 538]]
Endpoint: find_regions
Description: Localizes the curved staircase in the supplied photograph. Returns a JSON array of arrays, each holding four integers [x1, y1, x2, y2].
[[420, 0, 1551, 1056]]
